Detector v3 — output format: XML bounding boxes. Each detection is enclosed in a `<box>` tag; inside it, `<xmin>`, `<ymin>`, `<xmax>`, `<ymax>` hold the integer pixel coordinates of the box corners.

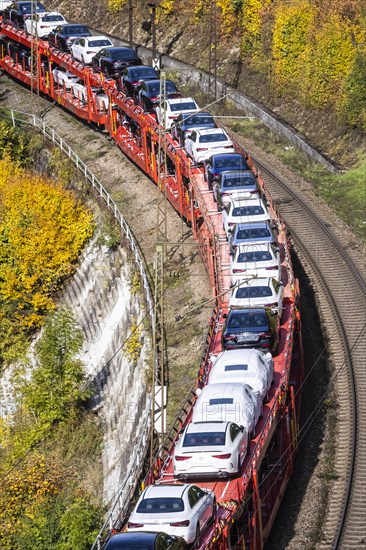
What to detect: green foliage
<box><xmin>58</xmin><ymin>497</ymin><xmax>103</xmax><ymax>550</ymax></box>
<box><xmin>20</xmin><ymin>308</ymin><xmax>90</xmax><ymax>426</ymax></box>
<box><xmin>338</xmin><ymin>51</ymin><xmax>366</xmax><ymax>131</ymax></box>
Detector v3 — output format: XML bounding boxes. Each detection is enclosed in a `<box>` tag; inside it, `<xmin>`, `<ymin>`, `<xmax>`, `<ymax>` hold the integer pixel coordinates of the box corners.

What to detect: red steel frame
<box><xmin>0</xmin><ymin>23</ymin><xmax>303</xmax><ymax>549</ymax></box>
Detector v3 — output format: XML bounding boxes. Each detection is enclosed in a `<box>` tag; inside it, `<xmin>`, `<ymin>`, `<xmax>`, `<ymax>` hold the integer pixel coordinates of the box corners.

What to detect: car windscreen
<box><xmin>228</xmin><ymin>312</ymin><xmax>268</xmax><ymax>329</ymax></box>
<box><xmin>130</xmin><ymin>67</ymin><xmax>156</xmax><ymax>78</ymax></box>
<box><xmin>235</xmin><ymin>286</ymin><xmax>272</xmax><ymax>298</ymax></box>
<box><xmin>146</xmin><ymin>81</ymin><xmax>161</xmax><ymax>93</ymax></box>
<box><xmin>64</xmin><ymin>26</ymin><xmax>88</xmax><ymax>35</ymax></box>
<box><xmin>222</xmin><ymin>175</ymin><xmax>255</xmax><ymax>188</ymax></box>
<box><xmin>183</xmin><ymin>432</ymin><xmax>226</xmax><ymax>446</ymax></box>
<box><xmin>185</xmin><ymin>115</ymin><xmax>214</xmax><ymax>126</ymax></box>
<box><xmin>215</xmin><ymin>157</ymin><xmax>247</xmax><ymax>170</ymax></box>
<box><xmin>42</xmin><ymin>14</ymin><xmax>63</xmax><ymax>21</ymax></box>
<box><xmin>111</xmin><ymin>48</ymin><xmax>136</xmax><ymax>60</ymax></box>
<box><xmin>136</xmin><ymin>498</ymin><xmax>184</xmax><ymax>513</ymax></box>
<box><xmin>236</xmin><ymin>228</ymin><xmax>271</xmax><ymax>240</ymax></box>
<box><xmin>170</xmin><ymin>102</ymin><xmax>196</xmax><ymax>112</ymax></box>
<box><xmin>224</xmin><ymin>364</ymin><xmax>248</xmax><ymax>371</ymax></box>
<box><xmin>88</xmin><ymin>39</ymin><xmax>111</xmax><ymax>47</ymax></box>
<box><xmin>199</xmin><ymin>133</ymin><xmax>228</xmax><ymax>143</ymax></box>
<box><xmin>232</xmin><ymin>205</ymin><xmax>265</xmax><ymax>217</ymax></box>
<box><xmin>238</xmin><ymin>251</ymin><xmax>272</xmax><ymax>262</ymax></box>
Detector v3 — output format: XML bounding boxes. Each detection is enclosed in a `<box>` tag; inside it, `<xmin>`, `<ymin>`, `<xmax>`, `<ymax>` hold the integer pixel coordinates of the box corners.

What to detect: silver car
<box><xmin>230</xmin><ymin>243</ymin><xmax>281</xmax><ymax>280</ymax></box>
<box><xmin>173</xmin><ymin>421</ymin><xmax>248</xmax><ymax>479</ymax></box>
<box><xmin>128</xmin><ymin>483</ymin><xmax>216</xmax><ymax>545</ymax></box>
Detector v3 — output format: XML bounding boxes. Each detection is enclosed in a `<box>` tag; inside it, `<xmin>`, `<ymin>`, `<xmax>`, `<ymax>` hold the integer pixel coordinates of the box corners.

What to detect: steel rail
<box><xmin>252</xmin><ymin>155</ymin><xmax>366</xmax><ymax>549</ymax></box>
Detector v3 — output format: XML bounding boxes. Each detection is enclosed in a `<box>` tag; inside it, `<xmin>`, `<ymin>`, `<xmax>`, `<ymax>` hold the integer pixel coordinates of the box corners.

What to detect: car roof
<box><xmin>167</xmin><ymin>97</ymin><xmax>196</xmax><ymax>105</ymax></box>
<box><xmin>235</xmin><ymin>243</ymin><xmax>274</xmax><ymax>252</ymax></box>
<box><xmin>198</xmin><ymin>382</ymin><xmax>250</xmax><ymax>398</ymax></box>
<box><xmin>127</xmin><ymin>65</ymin><xmax>156</xmax><ymax>71</ymax></box>
<box><xmin>213</xmin><ymin>348</ymin><xmax>264</xmax><ymax>365</ymax></box>
<box><xmin>187</xmin><ymin>421</ymin><xmax>228</xmax><ymax>433</ymax></box>
<box><xmin>144</xmin><ymin>483</ymin><xmax>190</xmax><ymax>498</ymax></box>
<box><xmin>221</xmin><ymin>170</ymin><xmax>254</xmax><ymax>178</ymax></box>
<box><xmin>212</xmin><ymin>153</ymin><xmax>245</xmax><ymax>161</ymax></box>
<box><xmin>106</xmin><ymin>532</ymin><xmax>158</xmax><ymax>543</ymax></box>
<box><xmin>235</xmin><ymin>221</ymin><xmax>272</xmax><ymax>230</ymax></box>
<box><xmin>229</xmin><ymin>197</ymin><xmax>264</xmax><ymax>207</ymax></box>
<box><xmin>86</xmin><ymin>35</ymin><xmax>110</xmax><ymax>41</ymax></box>
<box><xmin>228</xmin><ymin>307</ymin><xmax>268</xmax><ymax>316</ymax></box>
<box><xmin>195</xmin><ymin>127</ymin><xmax>226</xmax><ymax>136</ymax></box>
<box><xmin>107</xmin><ymin>46</ymin><xmax>135</xmax><ymax>52</ymax></box>
<box><xmin>180</xmin><ymin>111</ymin><xmax>211</xmax><ymax>119</ymax></box>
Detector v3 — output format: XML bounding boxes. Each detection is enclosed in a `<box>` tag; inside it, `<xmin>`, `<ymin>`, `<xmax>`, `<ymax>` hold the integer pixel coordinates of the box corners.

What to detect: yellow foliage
<box><xmin>123</xmin><ymin>319</ymin><xmax>142</xmax><ymax>364</ymax></box>
<box><xmin>107</xmin><ymin>0</ymin><xmax>126</xmax><ymax>12</ymax></box>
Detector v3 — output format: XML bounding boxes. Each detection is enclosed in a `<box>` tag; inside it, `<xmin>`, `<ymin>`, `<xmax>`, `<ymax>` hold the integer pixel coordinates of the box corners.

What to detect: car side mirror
<box><xmin>227</xmin><ymin>227</ymin><xmax>233</xmax><ymax>234</ymax></box>
<box><xmin>222</xmin><ymin>313</ymin><xmax>228</xmax><ymax>319</ymax></box>
<box><xmin>240</xmin><ymin>425</ymin><xmax>245</xmax><ymax>432</ymax></box>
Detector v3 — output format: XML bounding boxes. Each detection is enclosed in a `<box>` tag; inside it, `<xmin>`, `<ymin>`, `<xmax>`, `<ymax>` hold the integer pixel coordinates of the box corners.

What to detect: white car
<box><xmin>222</xmin><ymin>197</ymin><xmax>271</xmax><ymax>236</ymax></box>
<box><xmin>192</xmin><ymin>382</ymin><xmax>262</xmax><ymax>437</ymax></box>
<box><xmin>128</xmin><ymin>483</ymin><xmax>216</xmax><ymax>545</ymax></box>
<box><xmin>156</xmin><ymin>97</ymin><xmax>199</xmax><ymax>130</ymax></box>
<box><xmin>71</xmin><ymin>35</ymin><xmax>113</xmax><ymax>65</ymax></box>
<box><xmin>52</xmin><ymin>67</ymin><xmax>80</xmax><ymax>90</ymax></box>
<box><xmin>229</xmin><ymin>276</ymin><xmax>284</xmax><ymax>314</ymax></box>
<box><xmin>25</xmin><ymin>12</ymin><xmax>67</xmax><ymax>38</ymax></box>
<box><xmin>208</xmin><ymin>349</ymin><xmax>274</xmax><ymax>402</ymax></box>
<box><xmin>230</xmin><ymin>243</ymin><xmax>281</xmax><ymax>280</ymax></box>
<box><xmin>71</xmin><ymin>82</ymin><xmax>109</xmax><ymax>110</ymax></box>
<box><xmin>173</xmin><ymin>421</ymin><xmax>248</xmax><ymax>480</ymax></box>
<box><xmin>184</xmin><ymin>127</ymin><xmax>235</xmax><ymax>164</ymax></box>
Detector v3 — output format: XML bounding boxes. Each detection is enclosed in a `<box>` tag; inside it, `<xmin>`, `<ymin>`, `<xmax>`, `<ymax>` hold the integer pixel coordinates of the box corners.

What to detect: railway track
<box><xmin>253</xmin><ymin>157</ymin><xmax>366</xmax><ymax>549</ymax></box>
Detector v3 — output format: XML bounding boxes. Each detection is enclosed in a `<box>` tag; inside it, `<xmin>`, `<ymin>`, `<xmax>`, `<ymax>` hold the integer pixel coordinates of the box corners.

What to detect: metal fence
<box><xmin>1</xmin><ymin>107</ymin><xmax>153</xmax><ymax>550</ymax></box>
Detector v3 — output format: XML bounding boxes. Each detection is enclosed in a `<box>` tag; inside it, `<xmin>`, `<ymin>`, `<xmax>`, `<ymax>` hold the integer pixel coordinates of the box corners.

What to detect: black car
<box><xmin>48</xmin><ymin>24</ymin><xmax>91</xmax><ymax>52</ymax></box>
<box><xmin>133</xmin><ymin>79</ymin><xmax>181</xmax><ymax>112</ymax></box>
<box><xmin>2</xmin><ymin>1</ymin><xmax>46</xmax><ymax>28</ymax></box>
<box><xmin>91</xmin><ymin>47</ymin><xmax>142</xmax><ymax>78</ymax></box>
<box><xmin>116</xmin><ymin>64</ymin><xmax>159</xmax><ymax>96</ymax></box>
<box><xmin>222</xmin><ymin>307</ymin><xmax>279</xmax><ymax>351</ymax></box>
<box><xmin>171</xmin><ymin>111</ymin><xmax>216</xmax><ymax>146</ymax></box>
<box><xmin>104</xmin><ymin>531</ymin><xmax>187</xmax><ymax>549</ymax></box>
<box><xmin>203</xmin><ymin>153</ymin><xmax>249</xmax><ymax>189</ymax></box>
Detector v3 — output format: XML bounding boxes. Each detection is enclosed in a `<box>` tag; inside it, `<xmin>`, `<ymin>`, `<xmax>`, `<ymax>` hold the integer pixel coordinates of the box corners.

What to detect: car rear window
<box><xmin>224</xmin><ymin>364</ymin><xmax>248</xmax><ymax>371</ymax></box>
<box><xmin>42</xmin><ymin>14</ymin><xmax>63</xmax><ymax>21</ymax></box>
<box><xmin>209</xmin><ymin>398</ymin><xmax>234</xmax><ymax>405</ymax></box>
<box><xmin>147</xmin><ymin>81</ymin><xmax>161</xmax><ymax>93</ymax></box>
<box><xmin>136</xmin><ymin>498</ymin><xmax>184</xmax><ymax>513</ymax></box>
<box><xmin>228</xmin><ymin>312</ymin><xmax>268</xmax><ymax>329</ymax></box>
<box><xmin>235</xmin><ymin>286</ymin><xmax>272</xmax><ymax>298</ymax></box>
<box><xmin>186</xmin><ymin>115</ymin><xmax>214</xmax><ymax>126</ymax></box>
<box><xmin>232</xmin><ymin>205</ymin><xmax>265</xmax><ymax>217</ymax></box>
<box><xmin>238</xmin><ymin>251</ymin><xmax>272</xmax><ymax>262</ymax></box>
<box><xmin>170</xmin><ymin>102</ymin><xmax>196</xmax><ymax>112</ymax></box>
<box><xmin>130</xmin><ymin>67</ymin><xmax>157</xmax><ymax>78</ymax></box>
<box><xmin>236</xmin><ymin>228</ymin><xmax>271</xmax><ymax>240</ymax></box>
<box><xmin>199</xmin><ymin>133</ymin><xmax>227</xmax><ymax>143</ymax></box>
<box><xmin>64</xmin><ymin>26</ymin><xmax>87</xmax><ymax>35</ymax></box>
<box><xmin>183</xmin><ymin>432</ymin><xmax>226</xmax><ymax>446</ymax></box>
<box><xmin>88</xmin><ymin>39</ymin><xmax>111</xmax><ymax>47</ymax></box>
<box><xmin>223</xmin><ymin>176</ymin><xmax>255</xmax><ymax>188</ymax></box>
<box><xmin>111</xmin><ymin>48</ymin><xmax>136</xmax><ymax>59</ymax></box>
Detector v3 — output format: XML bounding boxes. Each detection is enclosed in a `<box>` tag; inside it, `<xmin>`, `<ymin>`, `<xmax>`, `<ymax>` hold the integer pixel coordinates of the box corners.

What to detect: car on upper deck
<box><xmin>104</xmin><ymin>532</ymin><xmax>187</xmax><ymax>549</ymax></box>
<box><xmin>229</xmin><ymin>276</ymin><xmax>284</xmax><ymax>315</ymax></box>
<box><xmin>24</xmin><ymin>12</ymin><xmax>67</xmax><ymax>38</ymax></box>
<box><xmin>3</xmin><ymin>1</ymin><xmax>46</xmax><ymax>28</ymax></box>
<box><xmin>133</xmin><ymin>79</ymin><xmax>181</xmax><ymax>112</ymax></box>
<box><xmin>155</xmin><ymin>97</ymin><xmax>200</xmax><ymax>130</ymax></box>
<box><xmin>208</xmin><ymin>348</ymin><xmax>274</xmax><ymax>402</ymax></box>
<box><xmin>116</xmin><ymin>65</ymin><xmax>160</xmax><ymax>96</ymax></box>
<box><xmin>171</xmin><ymin>111</ymin><xmax>216</xmax><ymax>146</ymax></box>
<box><xmin>212</xmin><ymin>170</ymin><xmax>259</xmax><ymax>210</ymax></box>
<box><xmin>91</xmin><ymin>46</ymin><xmax>142</xmax><ymax>77</ymax></box>
<box><xmin>203</xmin><ymin>153</ymin><xmax>249</xmax><ymax>189</ymax></box>
<box><xmin>173</xmin><ymin>421</ymin><xmax>248</xmax><ymax>480</ymax></box>
<box><xmin>184</xmin><ymin>127</ymin><xmax>235</xmax><ymax>164</ymax></box>
<box><xmin>222</xmin><ymin>307</ymin><xmax>279</xmax><ymax>351</ymax></box>
<box><xmin>229</xmin><ymin>221</ymin><xmax>277</xmax><ymax>255</ymax></box>
<box><xmin>70</xmin><ymin>35</ymin><xmax>113</xmax><ymax>65</ymax></box>
<box><xmin>230</xmin><ymin>243</ymin><xmax>281</xmax><ymax>280</ymax></box>
<box><xmin>128</xmin><ymin>483</ymin><xmax>216</xmax><ymax>546</ymax></box>
<box><xmin>48</xmin><ymin>23</ymin><xmax>90</xmax><ymax>52</ymax></box>
<box><xmin>222</xmin><ymin>197</ymin><xmax>271</xmax><ymax>236</ymax></box>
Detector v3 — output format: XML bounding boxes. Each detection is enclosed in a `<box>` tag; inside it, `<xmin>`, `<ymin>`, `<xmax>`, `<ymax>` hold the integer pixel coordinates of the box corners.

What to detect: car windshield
<box><xmin>199</xmin><ymin>133</ymin><xmax>227</xmax><ymax>143</ymax></box>
<box><xmin>238</xmin><ymin>251</ymin><xmax>272</xmax><ymax>262</ymax></box>
<box><xmin>88</xmin><ymin>39</ymin><xmax>111</xmax><ymax>47</ymax></box>
<box><xmin>223</xmin><ymin>176</ymin><xmax>254</xmax><ymax>188</ymax></box>
<box><xmin>170</xmin><ymin>102</ymin><xmax>196</xmax><ymax>112</ymax></box>
<box><xmin>21</xmin><ymin>2</ymin><xmax>44</xmax><ymax>11</ymax></box>
<box><xmin>64</xmin><ymin>26</ymin><xmax>87</xmax><ymax>35</ymax></box>
<box><xmin>136</xmin><ymin>498</ymin><xmax>184</xmax><ymax>514</ymax></box>
<box><xmin>130</xmin><ymin>67</ymin><xmax>156</xmax><ymax>78</ymax></box>
<box><xmin>183</xmin><ymin>432</ymin><xmax>226</xmax><ymax>446</ymax></box>
<box><xmin>232</xmin><ymin>205</ymin><xmax>265</xmax><ymax>216</ymax></box>
<box><xmin>228</xmin><ymin>312</ymin><xmax>268</xmax><ymax>329</ymax></box>
<box><xmin>42</xmin><ymin>14</ymin><xmax>63</xmax><ymax>21</ymax></box>
<box><xmin>235</xmin><ymin>286</ymin><xmax>272</xmax><ymax>298</ymax></box>
<box><xmin>224</xmin><ymin>364</ymin><xmax>248</xmax><ymax>371</ymax></box>
<box><xmin>111</xmin><ymin>48</ymin><xmax>136</xmax><ymax>60</ymax></box>
<box><xmin>236</xmin><ymin>228</ymin><xmax>271</xmax><ymax>240</ymax></box>
<box><xmin>214</xmin><ymin>157</ymin><xmax>246</xmax><ymax>170</ymax></box>
<box><xmin>209</xmin><ymin>398</ymin><xmax>234</xmax><ymax>405</ymax></box>
<box><xmin>185</xmin><ymin>115</ymin><xmax>213</xmax><ymax>126</ymax></box>
<box><xmin>147</xmin><ymin>81</ymin><xmax>161</xmax><ymax>93</ymax></box>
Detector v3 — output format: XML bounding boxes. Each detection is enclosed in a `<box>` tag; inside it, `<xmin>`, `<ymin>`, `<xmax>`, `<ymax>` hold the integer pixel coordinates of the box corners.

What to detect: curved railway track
<box><xmin>253</xmin><ymin>157</ymin><xmax>366</xmax><ymax>549</ymax></box>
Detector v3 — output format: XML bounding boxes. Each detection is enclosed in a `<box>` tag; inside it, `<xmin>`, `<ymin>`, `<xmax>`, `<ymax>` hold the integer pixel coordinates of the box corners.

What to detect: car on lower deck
<box><xmin>128</xmin><ymin>483</ymin><xmax>216</xmax><ymax>546</ymax></box>
<box><xmin>173</xmin><ymin>421</ymin><xmax>248</xmax><ymax>480</ymax></box>
<box><xmin>52</xmin><ymin>66</ymin><xmax>80</xmax><ymax>90</ymax></box>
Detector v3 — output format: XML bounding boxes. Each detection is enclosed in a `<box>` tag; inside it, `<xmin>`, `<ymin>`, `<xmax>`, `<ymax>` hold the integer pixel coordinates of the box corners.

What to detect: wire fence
<box><xmin>1</xmin><ymin>107</ymin><xmax>154</xmax><ymax>550</ymax></box>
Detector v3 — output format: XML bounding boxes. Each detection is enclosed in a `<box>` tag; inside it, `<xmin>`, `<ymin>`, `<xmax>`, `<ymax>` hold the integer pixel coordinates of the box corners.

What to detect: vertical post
<box><xmin>208</xmin><ymin>0</ymin><xmax>218</xmax><ymax>101</ymax></box>
<box><xmin>128</xmin><ymin>0</ymin><xmax>133</xmax><ymax>48</ymax></box>
<box><xmin>147</xmin><ymin>1</ymin><xmax>160</xmax><ymax>64</ymax></box>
